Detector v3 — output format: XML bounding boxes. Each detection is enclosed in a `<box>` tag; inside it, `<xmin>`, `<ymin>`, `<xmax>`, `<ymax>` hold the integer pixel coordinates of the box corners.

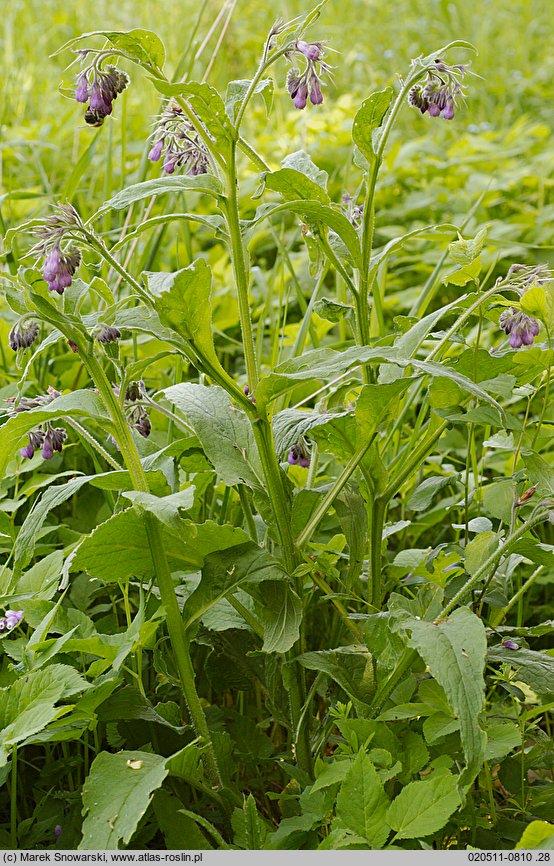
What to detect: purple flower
<box><xmin>296</xmin><ymin>40</ymin><xmax>323</xmax><ymax>61</ymax></box>
<box><xmin>293</xmin><ymin>81</ymin><xmax>309</xmax><ymax>110</ymax></box>
<box><xmin>441</xmin><ymin>98</ymin><xmax>455</xmax><ymax>120</ymax></box>
<box><xmin>148</xmin><ymin>139</ymin><xmax>164</xmax><ymax>162</ymax></box>
<box><xmin>285</xmin><ymin>40</ymin><xmax>331</xmax><ymax>110</ymax></box>
<box><xmin>68</xmin><ymin>339</ymin><xmax>79</xmax><ymax>353</ymax></box>
<box><xmin>502</xmin><ymin>639</ymin><xmax>519</xmax><ymax>651</ymax></box>
<box><xmin>75</xmin><ymin>74</ymin><xmax>89</xmax><ymax>103</ymax></box>
<box><xmin>89</xmin><ymin>81</ymin><xmax>112</xmax><ymax>115</ymax></box>
<box><xmin>95</xmin><ymin>325</ymin><xmax>121</xmax><ymax>344</ymax></box>
<box><xmin>244</xmin><ymin>385</ymin><xmax>250</xmax><ymax>396</ymax></box>
<box><xmin>148</xmin><ymin>102</ymin><xmax>210</xmax><ymax>177</ymax></box>
<box><xmin>287</xmin><ymin>441</ymin><xmax>310</xmax><ymax>468</ymax></box>
<box><xmin>42</xmin><ymin>245</ymin><xmax>81</xmax><ymax>295</ymax></box>
<box><xmin>309</xmin><ymin>76</ymin><xmax>323</xmax><ymax>106</ymax></box>
<box><xmin>54</xmin><ymin>825</ymin><xmax>63</xmax><ymax>841</ymax></box>
<box><xmin>4</xmin><ymin>610</ymin><xmax>24</xmax><ymax>630</ymax></box>
<box><xmin>428</xmin><ymin>102</ymin><xmax>441</xmax><ymax>117</ymax></box>
<box><xmin>20</xmin><ymin>429</ymin><xmax>45</xmax><ymax>460</ymax></box>
<box><xmin>499</xmin><ymin>308</ymin><xmax>540</xmax><ymax>348</ymax></box>
<box><xmin>42</xmin><ymin>438</ymin><xmax>54</xmax><ymax>460</ymax></box>
<box><xmin>9</xmin><ymin>320</ymin><xmax>39</xmax><ymax>351</ymax></box>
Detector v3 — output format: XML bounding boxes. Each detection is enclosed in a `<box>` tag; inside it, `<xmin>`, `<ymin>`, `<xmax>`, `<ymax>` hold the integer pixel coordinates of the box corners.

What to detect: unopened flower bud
<box><xmin>148</xmin><ymin>139</ymin><xmax>164</xmax><ymax>162</ymax></box>
<box><xmin>297</xmin><ymin>40</ymin><xmax>323</xmax><ymax>61</ymax></box>
<box><xmin>9</xmin><ymin>320</ymin><xmax>39</xmax><ymax>351</ymax></box>
<box><xmin>95</xmin><ymin>325</ymin><xmax>121</xmax><ymax>344</ymax></box>
<box><xmin>309</xmin><ymin>76</ymin><xmax>323</xmax><ymax>105</ymax></box>
<box><xmin>75</xmin><ymin>74</ymin><xmax>89</xmax><ymax>103</ymax></box>
<box><xmin>293</xmin><ymin>81</ymin><xmax>309</xmax><ymax>110</ymax></box>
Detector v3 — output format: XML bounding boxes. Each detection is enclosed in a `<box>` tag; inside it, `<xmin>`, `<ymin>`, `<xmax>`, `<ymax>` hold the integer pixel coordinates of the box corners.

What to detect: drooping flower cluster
<box><xmin>287</xmin><ymin>440</ymin><xmax>310</xmax><ymax>468</ymax></box>
<box><xmin>9</xmin><ymin>320</ymin><xmax>39</xmax><ymax>351</ymax></box>
<box><xmin>75</xmin><ymin>62</ymin><xmax>130</xmax><ymax>127</ymax></box>
<box><xmin>20</xmin><ymin>425</ymin><xmax>67</xmax><ymax>460</ymax></box>
<box><xmin>499</xmin><ymin>309</ymin><xmax>540</xmax><ymax>348</ymax></box>
<box><xmin>124</xmin><ymin>380</ymin><xmax>152</xmax><ymax>439</ymax></box>
<box><xmin>95</xmin><ymin>324</ymin><xmax>121</xmax><ymax>344</ymax></box>
<box><xmin>408</xmin><ymin>58</ymin><xmax>468</xmax><ymax>120</ymax></box>
<box><xmin>342</xmin><ymin>193</ymin><xmax>364</xmax><ymax>227</ymax></box>
<box><xmin>286</xmin><ymin>39</ymin><xmax>333</xmax><ymax>110</ymax></box>
<box><xmin>32</xmin><ymin>203</ymin><xmax>84</xmax><ymax>296</ymax></box>
<box><xmin>7</xmin><ymin>386</ymin><xmax>68</xmax><ymax>461</ymax></box>
<box><xmin>0</xmin><ymin>609</ymin><xmax>24</xmax><ymax>632</ymax></box>
<box><xmin>148</xmin><ymin>102</ymin><xmax>210</xmax><ymax>176</ymax></box>
<box><xmin>497</xmin><ymin>263</ymin><xmax>550</xmax><ymax>349</ymax></box>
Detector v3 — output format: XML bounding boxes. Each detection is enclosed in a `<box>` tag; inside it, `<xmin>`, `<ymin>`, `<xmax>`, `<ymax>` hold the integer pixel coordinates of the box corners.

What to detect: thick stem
<box><xmin>368</xmin><ymin>497</ymin><xmax>386</xmax><ymax>607</ymax></box>
<box><xmin>82</xmin><ymin>350</ymin><xmax>223</xmax><ymax>790</ymax></box>
<box><xmin>224</xmin><ymin>145</ymin><xmax>259</xmax><ymax>391</ymax></box>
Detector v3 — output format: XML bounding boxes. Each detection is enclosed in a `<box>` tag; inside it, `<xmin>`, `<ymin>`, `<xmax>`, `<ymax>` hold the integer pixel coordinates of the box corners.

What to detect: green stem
<box><xmin>296</xmin><ymin>434</ymin><xmax>377</xmax><ymax>550</ymax></box>
<box><xmin>10</xmin><ymin>744</ymin><xmax>17</xmax><ymax>848</ymax></box>
<box><xmin>223</xmin><ymin>144</ymin><xmax>259</xmax><ymax>391</ymax></box>
<box><xmin>368</xmin><ymin>497</ymin><xmax>386</xmax><ymax>607</ymax></box>
<box><xmin>82</xmin><ymin>350</ymin><xmax>223</xmax><ymax>790</ymax></box>
<box><xmin>439</xmin><ymin>511</ymin><xmax>549</xmax><ymax>618</ymax></box>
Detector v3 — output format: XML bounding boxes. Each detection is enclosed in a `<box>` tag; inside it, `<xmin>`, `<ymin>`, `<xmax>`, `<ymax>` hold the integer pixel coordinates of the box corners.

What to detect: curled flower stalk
<box><xmin>73</xmin><ymin>55</ymin><xmax>130</xmax><ymax>126</ymax></box>
<box><xmin>32</xmin><ymin>203</ymin><xmax>85</xmax><ymax>295</ymax></box>
<box><xmin>285</xmin><ymin>38</ymin><xmax>333</xmax><ymax>109</ymax></box>
<box><xmin>9</xmin><ymin>319</ymin><xmax>39</xmax><ymax>351</ymax></box>
<box><xmin>407</xmin><ymin>58</ymin><xmax>469</xmax><ymax>120</ymax></box>
<box><xmin>148</xmin><ymin>102</ymin><xmax>210</xmax><ymax>175</ymax></box>
<box><xmin>497</xmin><ymin>263</ymin><xmax>551</xmax><ymax>348</ymax></box>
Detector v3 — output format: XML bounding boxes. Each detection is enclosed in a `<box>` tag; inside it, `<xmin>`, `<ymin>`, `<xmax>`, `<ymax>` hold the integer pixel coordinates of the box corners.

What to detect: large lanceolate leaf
<box><xmin>95</xmin><ymin>175</ymin><xmax>222</xmax><ymax>217</ymax></box>
<box><xmin>334</xmin><ymin>751</ymin><xmax>390</xmax><ymax>848</ymax></box>
<box><xmin>80</xmin><ymin>751</ymin><xmax>168</xmax><ymax>849</ymax></box>
<box><xmin>386</xmin><ymin>771</ymin><xmax>461</xmax><ymax>840</ymax></box>
<box><xmin>146</xmin><ymin>260</ymin><xmax>226</xmax><ymax>377</ymax></box>
<box><xmin>352</xmin><ymin>88</ymin><xmax>393</xmax><ymax>165</ymax></box>
<box><xmin>407</xmin><ymin>607</ymin><xmax>487</xmax><ymax>785</ymax></box>
<box><xmin>487</xmin><ymin>646</ymin><xmax>554</xmax><ymax>694</ymax></box>
<box><xmin>161</xmin><ymin>383</ymin><xmax>263</xmax><ymax>488</ymax></box>
<box><xmin>183</xmin><ymin>542</ymin><xmax>274</xmax><ymax>625</ymax></box>
<box><xmin>0</xmin><ymin>665</ymin><xmax>90</xmax><ymax>766</ymax></box>
<box><xmin>256</xmin><ymin>345</ymin><xmax>505</xmax><ymax>419</ymax></box>
<box><xmin>298</xmin><ymin>646</ymin><xmax>375</xmax><ymax>708</ymax></box>
<box><xmin>64</xmin><ymin>510</ymin><xmax>249</xmax><ymax>584</ymax></box>
<box><xmin>0</xmin><ymin>390</ymin><xmax>110</xmax><ymax>480</ymax></box>
<box><xmin>54</xmin><ymin>29</ymin><xmax>166</xmax><ymax>72</ymax></box>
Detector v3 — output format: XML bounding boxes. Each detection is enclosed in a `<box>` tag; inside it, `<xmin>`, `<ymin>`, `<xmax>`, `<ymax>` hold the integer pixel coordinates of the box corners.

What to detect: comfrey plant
<box><xmin>2</xmin><ymin>4</ymin><xmax>553</xmax><ymax>852</ymax></box>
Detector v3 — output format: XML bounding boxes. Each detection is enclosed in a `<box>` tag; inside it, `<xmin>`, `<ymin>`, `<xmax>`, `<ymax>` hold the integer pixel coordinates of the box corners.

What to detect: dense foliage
<box><xmin>0</xmin><ymin>0</ymin><xmax>553</xmax><ymax>852</ymax></box>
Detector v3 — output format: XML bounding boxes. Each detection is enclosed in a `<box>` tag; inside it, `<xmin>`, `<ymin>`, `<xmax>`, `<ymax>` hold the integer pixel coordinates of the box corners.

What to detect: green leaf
<box><xmin>522</xmin><ymin>452</ymin><xmax>554</xmax><ymax>496</ymax></box>
<box><xmin>263</xmin><ymin>199</ymin><xmax>362</xmax><ymax>269</ymax></box>
<box><xmin>314</xmin><ymin>297</ymin><xmax>354</xmax><ymax>323</ymax></box>
<box><xmin>146</xmin><ymin>260</ymin><xmax>226</xmax><ymax>378</ymax></box>
<box><xmin>407</xmin><ymin>475</ymin><xmax>456</xmax><ymax>512</ymax></box>
<box><xmin>161</xmin><ymin>383</ymin><xmax>262</xmax><ymax>488</ymax></box>
<box><xmin>352</xmin><ymin>88</ymin><xmax>393</xmax><ymax>164</ymax></box>
<box><xmin>0</xmin><ymin>665</ymin><xmax>90</xmax><ymax>766</ymax></box>
<box><xmin>80</xmin><ymin>751</ymin><xmax>168</xmax><ymax>849</ymax></box>
<box><xmin>515</xmin><ymin>820</ymin><xmax>554</xmax><ymax>850</ymax></box>
<box><xmin>253</xmin><ymin>581</ymin><xmax>302</xmax><ymax>654</ymax></box>
<box><xmin>54</xmin><ymin>29</ymin><xmax>165</xmax><ymax>71</ymax></box>
<box><xmin>298</xmin><ymin>646</ymin><xmax>375</xmax><ymax>708</ymax></box>
<box><xmin>407</xmin><ymin>607</ymin><xmax>487</xmax><ymax>785</ymax></box>
<box><xmin>232</xmin><ymin>793</ymin><xmax>269</xmax><ymax>850</ymax></box>
<box><xmin>0</xmin><ymin>390</ymin><xmax>110</xmax><ymax>482</ymax></box>
<box><xmin>386</xmin><ymin>771</ymin><xmax>461</xmax><ymax>839</ymax></box>
<box><xmin>464</xmin><ymin>531</ymin><xmax>500</xmax><ymax>576</ymax></box>
<box><xmin>487</xmin><ymin>646</ymin><xmax>554</xmax><ymax>694</ymax></box>
<box><xmin>443</xmin><ymin>257</ymin><xmax>483</xmax><ymax>287</ymax></box>
<box><xmin>520</xmin><ymin>280</ymin><xmax>554</xmax><ymax>329</ymax></box>
<box><xmin>121</xmin><ymin>488</ymin><xmax>194</xmax><ymax>529</ymax></box>
<box><xmin>448</xmin><ymin>228</ymin><xmax>488</xmax><ymax>265</ymax></box>
<box><xmin>263</xmin><ymin>166</ymin><xmax>329</xmax><ymax>204</ymax></box>
<box><xmin>13</xmin><ymin>472</ymin><xmax>128</xmax><ymax>573</ymax></box>
<box><xmin>225</xmin><ymin>78</ymin><xmax>273</xmax><ymax>122</ymax></box>
<box><xmin>94</xmin><ymin>175</ymin><xmax>222</xmax><ymax>219</ymax></box>
<box><xmin>65</xmin><ymin>510</ymin><xmax>249</xmax><ymax>584</ymax></box>
<box><xmin>334</xmin><ymin>751</ymin><xmax>390</xmax><ymax>848</ymax></box>
<box><xmin>183</xmin><ymin>541</ymin><xmax>290</xmax><ymax>631</ymax></box>
<box><xmin>149</xmin><ymin>79</ymin><xmax>237</xmax><ymax>155</ymax></box>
